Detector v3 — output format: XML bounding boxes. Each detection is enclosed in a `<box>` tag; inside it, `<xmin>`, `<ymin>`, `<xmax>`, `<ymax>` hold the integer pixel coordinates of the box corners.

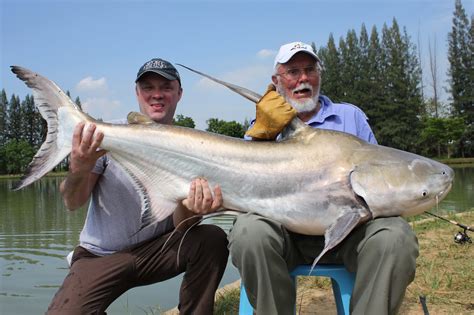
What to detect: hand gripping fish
<box><xmin>10</xmin><ymin>65</ymin><xmax>454</xmax><ymax>269</ymax></box>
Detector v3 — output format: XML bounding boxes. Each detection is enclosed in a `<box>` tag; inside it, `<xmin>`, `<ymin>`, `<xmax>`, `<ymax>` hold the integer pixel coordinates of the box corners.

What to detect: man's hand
<box><xmin>245</xmin><ymin>84</ymin><xmax>297</xmax><ymax>140</ymax></box>
<box><xmin>69</xmin><ymin>122</ymin><xmax>106</xmax><ymax>175</ymax></box>
<box><xmin>174</xmin><ymin>178</ymin><xmax>223</xmax><ymax>229</ymax></box>
<box><xmin>182</xmin><ymin>178</ymin><xmax>223</xmax><ymax>214</ymax></box>
<box><xmin>60</xmin><ymin>122</ymin><xmax>106</xmax><ymax>210</ymax></box>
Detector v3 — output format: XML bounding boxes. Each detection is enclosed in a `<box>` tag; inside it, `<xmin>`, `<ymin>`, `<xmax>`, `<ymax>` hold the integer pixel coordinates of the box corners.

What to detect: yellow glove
<box><xmin>245</xmin><ymin>84</ymin><xmax>297</xmax><ymax>140</ymax></box>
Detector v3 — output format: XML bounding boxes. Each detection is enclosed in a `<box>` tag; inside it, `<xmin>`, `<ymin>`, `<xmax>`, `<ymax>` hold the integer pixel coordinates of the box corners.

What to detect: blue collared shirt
<box><xmin>245</xmin><ymin>95</ymin><xmax>377</xmax><ymax>144</ymax></box>
<box><xmin>306</xmin><ymin>95</ymin><xmax>377</xmax><ymax>144</ymax></box>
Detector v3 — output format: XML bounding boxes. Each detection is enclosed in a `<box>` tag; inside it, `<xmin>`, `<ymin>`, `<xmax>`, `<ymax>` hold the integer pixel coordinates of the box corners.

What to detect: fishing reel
<box><xmin>454</xmin><ymin>229</ymin><xmax>472</xmax><ymax>244</ymax></box>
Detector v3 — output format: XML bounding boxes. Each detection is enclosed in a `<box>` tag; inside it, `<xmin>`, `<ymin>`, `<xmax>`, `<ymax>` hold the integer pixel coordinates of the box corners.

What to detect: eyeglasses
<box><xmin>276</xmin><ymin>65</ymin><xmax>320</xmax><ymax>80</ymax></box>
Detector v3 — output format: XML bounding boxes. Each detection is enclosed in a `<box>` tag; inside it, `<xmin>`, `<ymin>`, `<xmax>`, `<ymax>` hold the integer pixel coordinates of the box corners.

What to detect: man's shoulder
<box><xmin>323</xmin><ymin>97</ymin><xmax>368</xmax><ymax>120</ymax></box>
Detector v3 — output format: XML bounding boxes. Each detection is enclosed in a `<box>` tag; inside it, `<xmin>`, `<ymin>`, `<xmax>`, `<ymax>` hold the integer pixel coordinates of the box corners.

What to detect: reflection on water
<box><xmin>0</xmin><ymin>177</ymin><xmax>239</xmax><ymax>314</ymax></box>
<box><xmin>0</xmin><ymin>166</ymin><xmax>472</xmax><ymax>314</ymax></box>
<box><xmin>437</xmin><ymin>165</ymin><xmax>474</xmax><ymax>214</ymax></box>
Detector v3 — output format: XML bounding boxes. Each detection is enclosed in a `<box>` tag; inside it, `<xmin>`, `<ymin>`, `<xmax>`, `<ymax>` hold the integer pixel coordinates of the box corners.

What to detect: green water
<box><xmin>0</xmin><ymin>166</ymin><xmax>472</xmax><ymax>314</ymax></box>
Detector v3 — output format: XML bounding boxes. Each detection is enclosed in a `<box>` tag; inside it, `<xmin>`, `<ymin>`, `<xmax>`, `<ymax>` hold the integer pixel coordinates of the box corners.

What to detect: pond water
<box><xmin>0</xmin><ymin>166</ymin><xmax>472</xmax><ymax>314</ymax></box>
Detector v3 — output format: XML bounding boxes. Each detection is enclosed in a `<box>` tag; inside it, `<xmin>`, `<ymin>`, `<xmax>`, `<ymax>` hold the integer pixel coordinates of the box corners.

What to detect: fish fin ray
<box><xmin>310</xmin><ymin>211</ymin><xmax>367</xmax><ymax>273</ymax></box>
<box><xmin>11</xmin><ymin>66</ymin><xmax>80</xmax><ymax>114</ymax></box>
<box><xmin>13</xmin><ymin>147</ymin><xmax>71</xmax><ymax>190</ymax></box>
<box><xmin>109</xmin><ymin>153</ymin><xmax>178</xmax><ymax>230</ymax></box>
<box><xmin>10</xmin><ymin>66</ymin><xmax>87</xmax><ymax>190</ymax></box>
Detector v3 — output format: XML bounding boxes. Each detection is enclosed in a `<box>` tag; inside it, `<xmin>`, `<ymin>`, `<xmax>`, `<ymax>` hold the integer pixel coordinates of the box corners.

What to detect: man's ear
<box><xmin>272</xmin><ymin>75</ymin><xmax>278</xmax><ymax>86</ymax></box>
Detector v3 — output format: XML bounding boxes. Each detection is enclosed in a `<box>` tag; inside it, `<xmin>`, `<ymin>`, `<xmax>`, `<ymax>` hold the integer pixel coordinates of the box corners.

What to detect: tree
<box><xmin>22</xmin><ymin>95</ymin><xmax>44</xmax><ymax>147</ymax></box>
<box><xmin>2</xmin><ymin>139</ymin><xmax>35</xmax><ymax>174</ymax></box>
<box><xmin>377</xmin><ymin>19</ymin><xmax>423</xmax><ymax>151</ymax></box>
<box><xmin>0</xmin><ymin>89</ymin><xmax>7</xmax><ymax>147</ymax></box>
<box><xmin>339</xmin><ymin>29</ymin><xmax>361</xmax><ymax>104</ymax></box>
<box><xmin>427</xmin><ymin>37</ymin><xmax>442</xmax><ymax>117</ymax></box>
<box><xmin>74</xmin><ymin>96</ymin><xmax>83</xmax><ymax>111</ymax></box>
<box><xmin>356</xmin><ymin>24</ymin><xmax>373</xmax><ymax>113</ymax></box>
<box><xmin>7</xmin><ymin>94</ymin><xmax>22</xmax><ymax>141</ymax></box>
<box><xmin>173</xmin><ymin>114</ymin><xmax>195</xmax><ymax>128</ymax></box>
<box><xmin>318</xmin><ymin>33</ymin><xmax>342</xmax><ymax>100</ymax></box>
<box><xmin>363</xmin><ymin>25</ymin><xmax>386</xmax><ymax>131</ymax></box>
<box><xmin>206</xmin><ymin>118</ymin><xmax>245</xmax><ymax>138</ymax></box>
<box><xmin>421</xmin><ymin>117</ymin><xmax>465</xmax><ymax>157</ymax></box>
<box><xmin>447</xmin><ymin>0</ymin><xmax>473</xmax><ymax>157</ymax></box>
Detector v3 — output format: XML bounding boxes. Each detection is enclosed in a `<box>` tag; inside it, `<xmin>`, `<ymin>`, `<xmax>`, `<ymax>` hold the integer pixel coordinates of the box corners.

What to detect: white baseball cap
<box><xmin>274</xmin><ymin>41</ymin><xmax>320</xmax><ymax>68</ymax></box>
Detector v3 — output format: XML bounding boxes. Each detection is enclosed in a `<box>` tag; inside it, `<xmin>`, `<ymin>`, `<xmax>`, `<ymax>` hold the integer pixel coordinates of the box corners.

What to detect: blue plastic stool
<box><xmin>239</xmin><ymin>264</ymin><xmax>355</xmax><ymax>315</ymax></box>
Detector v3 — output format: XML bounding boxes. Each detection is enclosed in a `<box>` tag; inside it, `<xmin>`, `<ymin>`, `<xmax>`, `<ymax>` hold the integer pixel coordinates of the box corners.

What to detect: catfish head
<box><xmin>349</xmin><ymin>146</ymin><xmax>454</xmax><ymax>218</ymax></box>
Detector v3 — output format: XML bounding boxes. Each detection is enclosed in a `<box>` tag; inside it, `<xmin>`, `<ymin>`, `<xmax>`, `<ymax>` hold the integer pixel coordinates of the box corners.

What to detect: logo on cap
<box><xmin>143</xmin><ymin>59</ymin><xmax>167</xmax><ymax>71</ymax></box>
<box><xmin>135</xmin><ymin>58</ymin><xmax>181</xmax><ymax>84</ymax></box>
<box><xmin>290</xmin><ymin>42</ymin><xmax>310</xmax><ymax>51</ymax></box>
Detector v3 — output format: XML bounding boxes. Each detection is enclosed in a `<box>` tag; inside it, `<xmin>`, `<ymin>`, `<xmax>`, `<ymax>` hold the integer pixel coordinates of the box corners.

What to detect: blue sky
<box><xmin>1</xmin><ymin>0</ymin><xmax>472</xmax><ymax>130</ymax></box>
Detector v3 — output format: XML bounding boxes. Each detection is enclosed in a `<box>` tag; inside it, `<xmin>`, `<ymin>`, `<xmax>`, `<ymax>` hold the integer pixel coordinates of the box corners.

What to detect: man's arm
<box><xmin>60</xmin><ymin>122</ymin><xmax>106</xmax><ymax>211</ymax></box>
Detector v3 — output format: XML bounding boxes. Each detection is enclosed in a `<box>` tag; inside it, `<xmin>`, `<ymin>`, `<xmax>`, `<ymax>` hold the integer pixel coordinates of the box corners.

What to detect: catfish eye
<box><xmin>422</xmin><ymin>190</ymin><xmax>428</xmax><ymax>197</ymax></box>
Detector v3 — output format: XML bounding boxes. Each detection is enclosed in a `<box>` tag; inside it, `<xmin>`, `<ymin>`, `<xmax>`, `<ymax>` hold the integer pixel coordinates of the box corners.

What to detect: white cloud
<box><xmin>182</xmin><ymin>64</ymin><xmax>274</xmax><ymax>130</ymax></box>
<box><xmin>76</xmin><ymin>76</ymin><xmax>108</xmax><ymax>94</ymax></box>
<box><xmin>195</xmin><ymin>64</ymin><xmax>272</xmax><ymax>92</ymax></box>
<box><xmin>257</xmin><ymin>49</ymin><xmax>276</xmax><ymax>59</ymax></box>
<box><xmin>81</xmin><ymin>97</ymin><xmax>124</xmax><ymax>121</ymax></box>
<box><xmin>73</xmin><ymin>76</ymin><xmax>132</xmax><ymax>121</ymax></box>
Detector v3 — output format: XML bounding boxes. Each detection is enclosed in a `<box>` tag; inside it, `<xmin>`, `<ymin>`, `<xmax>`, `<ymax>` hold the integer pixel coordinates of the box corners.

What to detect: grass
<box><xmin>0</xmin><ymin>172</ymin><xmax>67</xmax><ymax>179</ymax></box>
<box><xmin>214</xmin><ymin>287</ymin><xmax>241</xmax><ymax>314</ymax></box>
<box><xmin>401</xmin><ymin>210</ymin><xmax>474</xmax><ymax>314</ymax></box>
<box><xmin>213</xmin><ymin>210</ymin><xmax>474</xmax><ymax>315</ymax></box>
<box><xmin>435</xmin><ymin>157</ymin><xmax>474</xmax><ymax>165</ymax></box>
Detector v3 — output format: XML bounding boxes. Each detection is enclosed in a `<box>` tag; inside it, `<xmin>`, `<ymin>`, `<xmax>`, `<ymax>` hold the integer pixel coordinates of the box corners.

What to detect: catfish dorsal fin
<box><xmin>279</xmin><ymin>117</ymin><xmax>316</xmax><ymax>141</ymax></box>
<box><xmin>176</xmin><ymin>64</ymin><xmax>262</xmax><ymax>103</ymax></box>
<box><xmin>127</xmin><ymin>111</ymin><xmax>155</xmax><ymax>125</ymax></box>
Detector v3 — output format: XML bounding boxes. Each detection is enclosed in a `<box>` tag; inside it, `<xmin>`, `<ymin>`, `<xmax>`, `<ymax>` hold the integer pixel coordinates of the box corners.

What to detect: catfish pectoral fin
<box><xmin>309</xmin><ymin>210</ymin><xmax>370</xmax><ymax>274</ymax></box>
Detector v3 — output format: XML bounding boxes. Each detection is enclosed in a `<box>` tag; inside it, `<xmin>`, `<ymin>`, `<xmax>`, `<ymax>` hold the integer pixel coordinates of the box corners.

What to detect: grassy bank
<box><xmin>0</xmin><ymin>172</ymin><xmax>67</xmax><ymax>180</ymax></box>
<box><xmin>436</xmin><ymin>157</ymin><xmax>474</xmax><ymax>165</ymax></box>
<box><xmin>212</xmin><ymin>211</ymin><xmax>474</xmax><ymax>315</ymax></box>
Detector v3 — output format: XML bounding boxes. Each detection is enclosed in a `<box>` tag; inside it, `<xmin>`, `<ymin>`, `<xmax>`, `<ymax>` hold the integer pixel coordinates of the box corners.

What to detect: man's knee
<box><xmin>228</xmin><ymin>214</ymin><xmax>288</xmax><ymax>270</ymax></box>
<box><xmin>229</xmin><ymin>214</ymin><xmax>282</xmax><ymax>251</ymax></box>
<box><xmin>362</xmin><ymin>217</ymin><xmax>419</xmax><ymax>267</ymax></box>
<box><xmin>193</xmin><ymin>224</ymin><xmax>229</xmax><ymax>258</ymax></box>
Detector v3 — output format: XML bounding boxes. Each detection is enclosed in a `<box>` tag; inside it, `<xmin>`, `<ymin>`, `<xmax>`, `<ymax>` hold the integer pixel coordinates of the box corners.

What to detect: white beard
<box><xmin>276</xmin><ymin>82</ymin><xmax>320</xmax><ymax>113</ymax></box>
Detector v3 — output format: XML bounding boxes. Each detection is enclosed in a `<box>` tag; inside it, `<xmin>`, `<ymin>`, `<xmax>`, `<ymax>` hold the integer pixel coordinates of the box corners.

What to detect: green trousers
<box><xmin>228</xmin><ymin>213</ymin><xmax>419</xmax><ymax>315</ymax></box>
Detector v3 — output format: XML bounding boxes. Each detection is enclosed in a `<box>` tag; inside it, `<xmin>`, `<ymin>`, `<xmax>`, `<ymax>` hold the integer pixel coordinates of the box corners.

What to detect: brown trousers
<box><xmin>46</xmin><ymin>224</ymin><xmax>229</xmax><ymax>315</ymax></box>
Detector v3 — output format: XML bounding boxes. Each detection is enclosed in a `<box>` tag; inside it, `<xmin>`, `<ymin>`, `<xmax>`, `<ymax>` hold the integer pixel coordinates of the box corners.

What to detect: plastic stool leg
<box><xmin>291</xmin><ymin>264</ymin><xmax>355</xmax><ymax>315</ymax></box>
<box><xmin>239</xmin><ymin>282</ymin><xmax>254</xmax><ymax>315</ymax></box>
<box><xmin>329</xmin><ymin>269</ymin><xmax>355</xmax><ymax>315</ymax></box>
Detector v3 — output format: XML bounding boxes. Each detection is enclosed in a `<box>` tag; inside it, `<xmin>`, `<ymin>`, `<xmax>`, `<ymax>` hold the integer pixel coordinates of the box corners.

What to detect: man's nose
<box><xmin>298</xmin><ymin>72</ymin><xmax>310</xmax><ymax>82</ymax></box>
<box><xmin>151</xmin><ymin>90</ymin><xmax>163</xmax><ymax>99</ymax></box>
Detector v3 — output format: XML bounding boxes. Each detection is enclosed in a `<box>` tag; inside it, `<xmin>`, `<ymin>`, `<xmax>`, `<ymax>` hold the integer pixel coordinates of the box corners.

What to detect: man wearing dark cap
<box><xmin>47</xmin><ymin>58</ymin><xmax>229</xmax><ymax>315</ymax></box>
<box><xmin>229</xmin><ymin>42</ymin><xmax>418</xmax><ymax>315</ymax></box>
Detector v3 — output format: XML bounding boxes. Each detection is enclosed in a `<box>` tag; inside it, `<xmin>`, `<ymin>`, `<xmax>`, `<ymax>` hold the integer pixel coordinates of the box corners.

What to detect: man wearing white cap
<box><xmin>228</xmin><ymin>42</ymin><xmax>418</xmax><ymax>314</ymax></box>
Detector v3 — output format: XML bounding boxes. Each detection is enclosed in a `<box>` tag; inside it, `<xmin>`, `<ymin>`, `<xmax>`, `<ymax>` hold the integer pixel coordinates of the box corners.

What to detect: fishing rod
<box><xmin>424</xmin><ymin>211</ymin><xmax>472</xmax><ymax>244</ymax></box>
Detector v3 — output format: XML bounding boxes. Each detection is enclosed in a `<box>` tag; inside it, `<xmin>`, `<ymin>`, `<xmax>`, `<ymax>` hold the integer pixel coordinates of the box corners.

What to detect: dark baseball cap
<box><xmin>135</xmin><ymin>58</ymin><xmax>181</xmax><ymax>85</ymax></box>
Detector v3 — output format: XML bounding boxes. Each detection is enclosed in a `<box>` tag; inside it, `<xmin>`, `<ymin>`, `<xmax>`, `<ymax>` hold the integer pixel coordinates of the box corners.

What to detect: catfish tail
<box><xmin>10</xmin><ymin>66</ymin><xmax>90</xmax><ymax>190</ymax></box>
